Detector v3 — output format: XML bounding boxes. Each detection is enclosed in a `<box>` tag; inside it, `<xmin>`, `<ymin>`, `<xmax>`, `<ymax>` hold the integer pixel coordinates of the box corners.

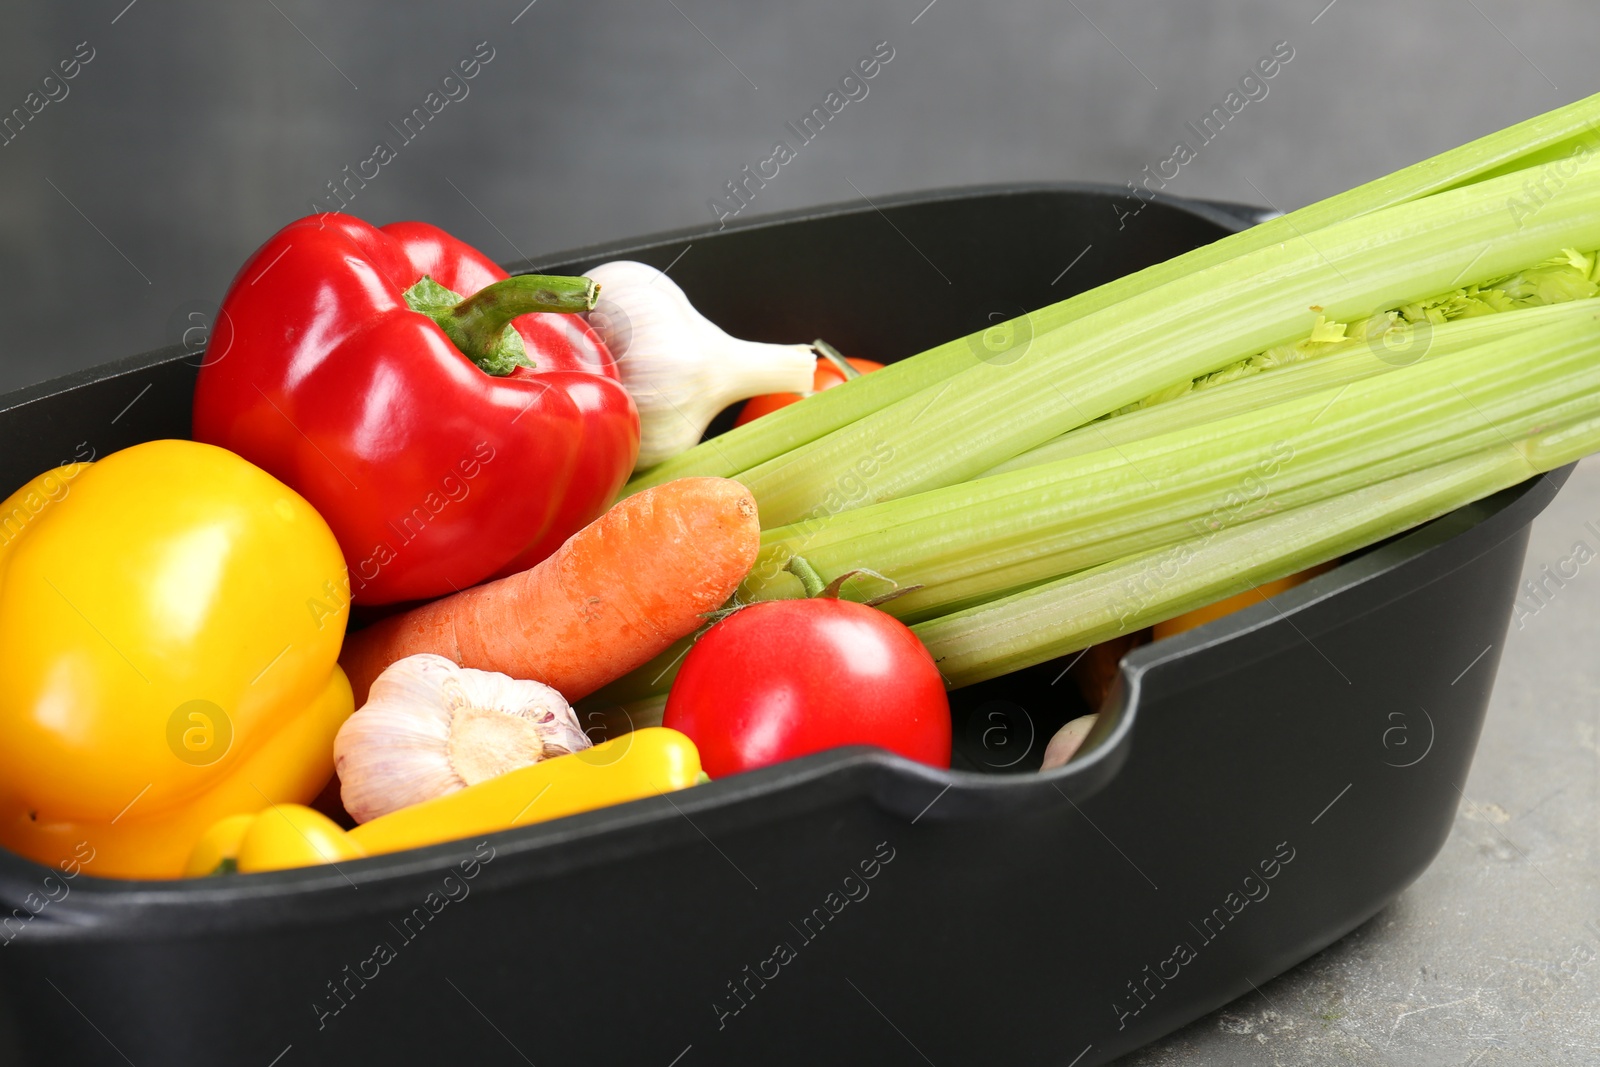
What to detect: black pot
<box><xmin>0</xmin><ymin>185</ymin><xmax>1564</xmax><ymax>1067</ymax></box>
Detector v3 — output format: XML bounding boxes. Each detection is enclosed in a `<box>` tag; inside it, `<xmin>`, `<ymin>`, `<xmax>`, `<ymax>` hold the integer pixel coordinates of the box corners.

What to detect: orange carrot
<box><xmin>340</xmin><ymin>477</ymin><xmax>760</xmax><ymax>706</ymax></box>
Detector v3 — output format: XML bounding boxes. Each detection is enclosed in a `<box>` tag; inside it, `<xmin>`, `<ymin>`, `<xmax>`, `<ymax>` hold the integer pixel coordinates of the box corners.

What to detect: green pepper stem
<box><xmin>445</xmin><ymin>274</ymin><xmax>599</xmax><ymax>373</ymax></box>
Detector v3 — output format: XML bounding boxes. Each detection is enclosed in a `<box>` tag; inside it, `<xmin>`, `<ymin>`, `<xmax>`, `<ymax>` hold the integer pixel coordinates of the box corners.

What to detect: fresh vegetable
<box><xmin>736</xmin><ymin>165</ymin><xmax>1600</xmax><ymax>530</ymax></box>
<box><xmin>1065</xmin><ymin>632</ymin><xmax>1147</xmax><ymax>710</ymax></box>
<box><xmin>914</xmin><ymin>437</ymin><xmax>1600</xmax><ymax>688</ymax></box>
<box><xmin>1040</xmin><ymin>715</ymin><xmax>1099</xmax><ymax>771</ymax></box>
<box><xmin>598</xmin><ymin>96</ymin><xmax>1600</xmax><ymax>706</ymax></box>
<box><xmin>585</xmin><ymin>260</ymin><xmax>815</xmax><ymax>467</ymax></box>
<box><xmin>188</xmin><ymin>728</ymin><xmax>702</xmax><ymax>874</ymax></box>
<box><xmin>736</xmin><ymin>262</ymin><xmax>1600</xmax><ymax>624</ymax></box>
<box><xmin>183</xmin><ymin>813</ymin><xmax>255</xmax><ymax>877</ymax></box>
<box><xmin>335</xmin><ymin>653</ymin><xmax>591</xmax><ymax>823</ymax></box>
<box><xmin>192</xmin><ymin>214</ymin><xmax>639</xmax><ymax>606</ymax></box>
<box><xmin>1152</xmin><ymin>563</ymin><xmax>1335</xmax><ymax>640</ymax></box>
<box><xmin>982</xmin><ymin>288</ymin><xmax>1599</xmax><ymax>477</ymax></box>
<box><xmin>0</xmin><ymin>441</ymin><xmax>353</xmax><ymax>880</ymax></box>
<box><xmin>29</xmin><ymin>95</ymin><xmax>1600</xmax><ymax>887</ymax></box>
<box><xmin>663</xmin><ymin>573</ymin><xmax>952</xmax><ymax>777</ymax></box>
<box><xmin>236</xmin><ymin>804</ymin><xmax>365</xmax><ymax>874</ymax></box>
<box><xmin>734</xmin><ymin>353</ymin><xmax>884</xmax><ymax>426</ymax></box>
<box><xmin>340</xmin><ymin>477</ymin><xmax>761</xmax><ymax>706</ymax></box>
<box><xmin>1101</xmin><ymin>244</ymin><xmax>1600</xmax><ymax>420</ymax></box>
<box><xmin>623</xmin><ymin>91</ymin><xmax>1600</xmax><ymax>498</ymax></box>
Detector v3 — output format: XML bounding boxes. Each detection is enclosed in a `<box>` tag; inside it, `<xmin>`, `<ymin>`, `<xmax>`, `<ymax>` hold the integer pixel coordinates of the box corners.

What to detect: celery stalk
<box><xmin>739</xmin><ymin>305</ymin><xmax>1600</xmax><ymax>621</ymax></box>
<box><xmin>982</xmin><ymin>296</ymin><xmax>1600</xmax><ymax>476</ymax></box>
<box><xmin>912</xmin><ymin>426</ymin><xmax>1598</xmax><ymax>689</ymax></box>
<box><xmin>1096</xmin><ymin>246</ymin><xmax>1600</xmax><ymax>421</ymax></box>
<box><xmin>622</xmin><ymin>94</ymin><xmax>1600</xmax><ymax>497</ymax></box>
<box><xmin>739</xmin><ymin>153</ymin><xmax>1600</xmax><ymax>529</ymax></box>
<box><xmin>598</xmin><ymin>395</ymin><xmax>1600</xmax><ymax>707</ymax></box>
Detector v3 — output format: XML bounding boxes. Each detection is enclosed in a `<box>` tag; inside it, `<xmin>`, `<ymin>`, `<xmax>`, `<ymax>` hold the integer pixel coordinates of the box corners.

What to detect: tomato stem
<box><xmin>785</xmin><ymin>555</ymin><xmax>827</xmax><ymax>597</ymax></box>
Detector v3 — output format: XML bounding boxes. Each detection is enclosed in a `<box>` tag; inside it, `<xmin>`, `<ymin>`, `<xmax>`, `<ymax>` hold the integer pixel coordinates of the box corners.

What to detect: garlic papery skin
<box><xmin>585</xmin><ymin>260</ymin><xmax>818</xmax><ymax>467</ymax></box>
<box><xmin>334</xmin><ymin>653</ymin><xmax>592</xmax><ymax>824</ymax></box>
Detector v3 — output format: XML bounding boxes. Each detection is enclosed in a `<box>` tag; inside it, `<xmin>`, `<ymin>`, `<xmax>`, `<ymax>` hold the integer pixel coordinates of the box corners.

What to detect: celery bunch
<box><xmin>913</xmin><ymin>432</ymin><xmax>1596</xmax><ymax>688</ymax></box>
<box><xmin>596</xmin><ymin>93</ymin><xmax>1600</xmax><ymax>701</ymax></box>
<box><xmin>624</xmin><ymin>92</ymin><xmax>1600</xmax><ymax>498</ymax></box>
<box><xmin>741</xmin><ymin>298</ymin><xmax>1600</xmax><ymax>622</ymax></box>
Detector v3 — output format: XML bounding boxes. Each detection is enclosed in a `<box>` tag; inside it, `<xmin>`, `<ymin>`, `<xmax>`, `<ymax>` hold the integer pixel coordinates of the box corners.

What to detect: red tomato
<box><xmin>664</xmin><ymin>599</ymin><xmax>952</xmax><ymax>776</ymax></box>
<box><xmin>733</xmin><ymin>357</ymin><xmax>885</xmax><ymax>426</ymax></box>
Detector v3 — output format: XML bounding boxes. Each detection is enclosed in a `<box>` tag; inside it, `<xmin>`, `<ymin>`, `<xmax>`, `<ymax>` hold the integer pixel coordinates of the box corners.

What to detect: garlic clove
<box><xmin>585</xmin><ymin>260</ymin><xmax>817</xmax><ymax>467</ymax></box>
<box><xmin>334</xmin><ymin>653</ymin><xmax>592</xmax><ymax>824</ymax></box>
<box><xmin>1039</xmin><ymin>714</ymin><xmax>1100</xmax><ymax>771</ymax></box>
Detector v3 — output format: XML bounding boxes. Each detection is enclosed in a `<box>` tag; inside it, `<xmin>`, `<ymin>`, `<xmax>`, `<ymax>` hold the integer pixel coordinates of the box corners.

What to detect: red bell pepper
<box><xmin>193</xmin><ymin>214</ymin><xmax>639</xmax><ymax>605</ymax></box>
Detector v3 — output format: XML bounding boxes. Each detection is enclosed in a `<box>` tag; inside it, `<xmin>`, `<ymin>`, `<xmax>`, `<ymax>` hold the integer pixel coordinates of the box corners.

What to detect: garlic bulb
<box><xmin>334</xmin><ymin>653</ymin><xmax>591</xmax><ymax>824</ymax></box>
<box><xmin>585</xmin><ymin>260</ymin><xmax>817</xmax><ymax>467</ymax></box>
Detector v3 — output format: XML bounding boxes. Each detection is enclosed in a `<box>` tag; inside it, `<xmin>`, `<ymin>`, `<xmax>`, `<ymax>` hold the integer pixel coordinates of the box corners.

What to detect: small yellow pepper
<box><xmin>182</xmin><ymin>813</ymin><xmax>257</xmax><ymax>877</ymax></box>
<box><xmin>188</xmin><ymin>727</ymin><xmax>702</xmax><ymax>874</ymax></box>
<box><xmin>0</xmin><ymin>441</ymin><xmax>353</xmax><ymax>879</ymax></box>
<box><xmin>238</xmin><ymin>805</ymin><xmax>366</xmax><ymax>873</ymax></box>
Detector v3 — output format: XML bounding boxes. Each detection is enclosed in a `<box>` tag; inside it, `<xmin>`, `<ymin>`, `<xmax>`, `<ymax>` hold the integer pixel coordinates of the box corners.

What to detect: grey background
<box><xmin>1</xmin><ymin>0</ymin><xmax>1596</xmax><ymax>393</ymax></box>
<box><xmin>2</xmin><ymin>0</ymin><xmax>1598</xmax><ymax>1063</ymax></box>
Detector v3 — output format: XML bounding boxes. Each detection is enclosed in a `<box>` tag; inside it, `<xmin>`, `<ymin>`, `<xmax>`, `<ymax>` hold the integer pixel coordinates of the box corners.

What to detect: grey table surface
<box><xmin>1116</xmin><ymin>459</ymin><xmax>1600</xmax><ymax>1067</ymax></box>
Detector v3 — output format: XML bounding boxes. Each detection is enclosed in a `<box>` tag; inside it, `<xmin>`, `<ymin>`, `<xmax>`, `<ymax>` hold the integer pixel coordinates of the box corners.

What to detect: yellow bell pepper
<box><xmin>0</xmin><ymin>440</ymin><xmax>353</xmax><ymax>880</ymax></box>
<box><xmin>188</xmin><ymin>727</ymin><xmax>702</xmax><ymax>874</ymax></box>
